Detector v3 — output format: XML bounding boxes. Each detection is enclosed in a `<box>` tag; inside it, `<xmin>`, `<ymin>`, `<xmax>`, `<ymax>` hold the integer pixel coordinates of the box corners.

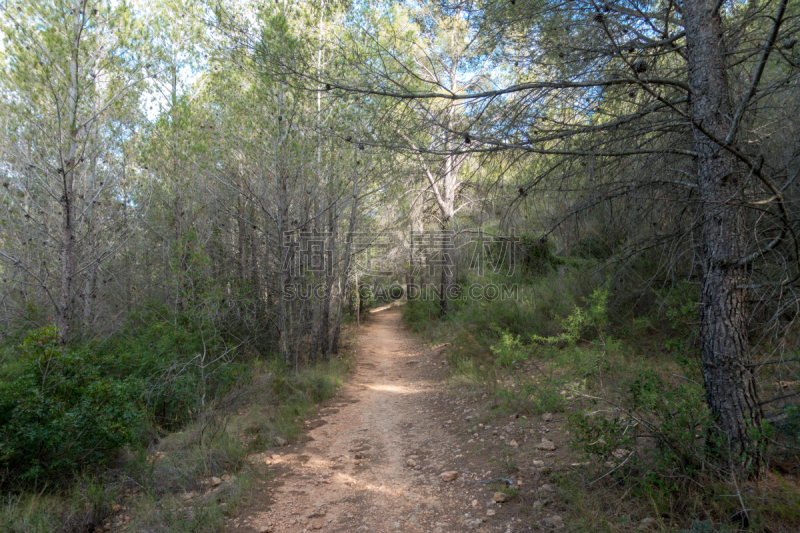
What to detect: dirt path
<box><xmin>233</xmin><ymin>306</ymin><xmax>532</xmax><ymax>533</ymax></box>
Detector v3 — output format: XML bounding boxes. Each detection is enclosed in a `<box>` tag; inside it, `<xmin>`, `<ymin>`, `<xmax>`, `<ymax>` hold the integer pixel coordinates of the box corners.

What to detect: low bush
<box><xmin>402</xmin><ymin>296</ymin><xmax>440</xmax><ymax>331</ymax></box>
<box><xmin>490</xmin><ymin>331</ymin><xmax>528</xmax><ymax>367</ymax></box>
<box><xmin>568</xmin><ymin>360</ymin><xmax>715</xmax><ymax>494</ymax></box>
<box><xmin>0</xmin><ymin>327</ymin><xmax>142</xmax><ymax>485</ymax></box>
<box><xmin>243</xmin><ymin>357</ymin><xmax>349</xmax><ymax>450</ymax></box>
<box><xmin>128</xmin><ymin>430</ymin><xmax>246</xmax><ymax>496</ymax></box>
<box><xmin>0</xmin><ymin>474</ymin><xmax>118</xmax><ymax>533</ymax></box>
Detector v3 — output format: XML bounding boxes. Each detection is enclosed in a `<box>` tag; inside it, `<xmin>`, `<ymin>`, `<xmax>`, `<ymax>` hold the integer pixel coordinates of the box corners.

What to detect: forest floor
<box><xmin>229</xmin><ymin>305</ymin><xmax>571</xmax><ymax>533</ymax></box>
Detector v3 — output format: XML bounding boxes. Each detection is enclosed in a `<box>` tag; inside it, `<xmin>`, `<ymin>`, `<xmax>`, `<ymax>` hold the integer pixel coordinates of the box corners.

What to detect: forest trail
<box><xmin>232</xmin><ymin>306</ymin><xmax>530</xmax><ymax>533</ymax></box>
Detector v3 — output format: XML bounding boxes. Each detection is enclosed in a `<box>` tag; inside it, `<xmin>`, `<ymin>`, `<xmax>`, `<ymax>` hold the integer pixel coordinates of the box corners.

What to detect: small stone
<box><xmin>355</xmin><ymin>452</ymin><xmax>365</xmax><ymax>459</ymax></box>
<box><xmin>210</xmin><ymin>477</ymin><xmax>222</xmax><ymax>486</ymax></box>
<box><xmin>535</xmin><ymin>439</ymin><xmax>556</xmax><ymax>451</ymax></box>
<box><xmin>638</xmin><ymin>517</ymin><xmax>656</xmax><ymax>530</ymax></box>
<box><xmin>538</xmin><ymin>483</ymin><xmax>557</xmax><ymax>494</ymax></box>
<box><xmin>510</xmin><ymin>440</ymin><xmax>518</xmax><ymax>448</ymax></box>
<box><xmin>112</xmin><ymin>504</ymin><xmax>121</xmax><ymax>513</ymax></box>
<box><xmin>311</xmin><ymin>521</ymin><xmax>323</xmax><ymax>530</ymax></box>
<box><xmin>493</xmin><ymin>491</ymin><xmax>513</xmax><ymax>503</ymax></box>
<box><xmin>441</xmin><ymin>471</ymin><xmax>459</xmax><ymax>482</ymax></box>
<box><xmin>532</xmin><ymin>460</ymin><xmax>544</xmax><ymax>467</ymax></box>
<box><xmin>532</xmin><ymin>500</ymin><xmax>545</xmax><ymax>509</ymax></box>
<box><xmin>540</xmin><ymin>515</ymin><xmax>564</xmax><ymax>528</ymax></box>
<box><xmin>274</xmin><ymin>436</ymin><xmax>287</xmax><ymax>446</ymax></box>
<box><xmin>486</xmin><ymin>509</ymin><xmax>496</xmax><ymax>516</ymax></box>
<box><xmin>612</xmin><ymin>448</ymin><xmax>630</xmax><ymax>459</ymax></box>
<box><xmin>472</xmin><ymin>499</ymin><xmax>479</xmax><ymax>508</ymax></box>
<box><xmin>542</xmin><ymin>413</ymin><xmax>553</xmax><ymax>422</ymax></box>
<box><xmin>258</xmin><ymin>526</ymin><xmax>273</xmax><ymax>533</ymax></box>
<box><xmin>407</xmin><ymin>458</ymin><xmax>417</xmax><ymax>467</ymax></box>
<box><xmin>221</xmin><ymin>474</ymin><xmax>231</xmax><ymax>481</ymax></box>
<box><xmin>463</xmin><ymin>518</ymin><xmax>482</xmax><ymax>529</ymax></box>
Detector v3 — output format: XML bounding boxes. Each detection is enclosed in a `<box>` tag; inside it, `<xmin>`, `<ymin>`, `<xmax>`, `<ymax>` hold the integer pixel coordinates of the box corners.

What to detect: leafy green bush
<box><xmin>517</xmin><ymin>235</ymin><xmax>565</xmax><ymax>275</ymax></box>
<box><xmin>403</xmin><ymin>297</ymin><xmax>440</xmax><ymax>329</ymax></box>
<box><xmin>531</xmin><ymin>286</ymin><xmax>610</xmax><ymax>345</ymax></box>
<box><xmin>94</xmin><ymin>309</ymin><xmax>254</xmax><ymax>433</ymax></box>
<box><xmin>490</xmin><ymin>331</ymin><xmax>528</xmax><ymax>367</ymax></box>
<box><xmin>0</xmin><ymin>327</ymin><xmax>142</xmax><ymax>483</ymax></box>
<box><xmin>569</xmin><ymin>362</ymin><xmax>714</xmax><ymax>492</ymax></box>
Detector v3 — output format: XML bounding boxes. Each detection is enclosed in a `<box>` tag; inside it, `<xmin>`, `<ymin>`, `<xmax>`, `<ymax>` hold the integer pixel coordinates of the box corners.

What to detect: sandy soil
<box><xmin>230</xmin><ymin>306</ymin><xmax>539</xmax><ymax>533</ymax></box>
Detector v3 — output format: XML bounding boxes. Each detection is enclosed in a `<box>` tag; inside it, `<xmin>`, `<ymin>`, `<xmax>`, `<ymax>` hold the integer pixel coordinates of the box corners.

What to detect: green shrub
<box><xmin>517</xmin><ymin>235</ymin><xmax>565</xmax><ymax>275</ymax></box>
<box><xmin>403</xmin><ymin>297</ymin><xmax>440</xmax><ymax>329</ymax></box>
<box><xmin>490</xmin><ymin>331</ymin><xmax>528</xmax><ymax>367</ymax></box>
<box><xmin>531</xmin><ymin>286</ymin><xmax>610</xmax><ymax>345</ymax></box>
<box><xmin>0</xmin><ymin>327</ymin><xmax>143</xmax><ymax>483</ymax></box>
<box><xmin>569</xmin><ymin>362</ymin><xmax>714</xmax><ymax>492</ymax></box>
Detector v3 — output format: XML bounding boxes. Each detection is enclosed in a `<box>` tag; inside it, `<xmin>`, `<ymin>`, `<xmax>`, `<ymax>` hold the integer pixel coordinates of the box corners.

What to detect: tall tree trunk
<box><xmin>439</xmin><ymin>221</ymin><xmax>455</xmax><ymax>316</ymax></box>
<box><xmin>330</xmin><ymin>156</ymin><xmax>360</xmax><ymax>355</ymax></box>
<box><xmin>250</xmin><ymin>207</ymin><xmax>262</xmax><ymax>322</ymax></box>
<box><xmin>170</xmin><ymin>65</ymin><xmax>187</xmax><ymax>313</ymax></box>
<box><xmin>277</xmin><ymin>164</ymin><xmax>291</xmax><ymax>365</ymax></box>
<box><xmin>684</xmin><ymin>0</ymin><xmax>763</xmax><ymax>471</ymax></box>
<box><xmin>237</xmin><ymin>181</ymin><xmax>248</xmax><ymax>284</ymax></box>
<box><xmin>408</xmin><ymin>190</ymin><xmax>424</xmax><ymax>295</ymax></box>
<box><xmin>57</xmin><ymin>4</ymin><xmax>82</xmax><ymax>344</ymax></box>
<box><xmin>83</xmin><ymin>119</ymin><xmax>99</xmax><ymax>331</ymax></box>
<box><xmin>321</xmin><ymin>201</ymin><xmax>335</xmax><ymax>360</ymax></box>
<box><xmin>438</xmin><ymin>127</ymin><xmax>458</xmax><ymax>315</ymax></box>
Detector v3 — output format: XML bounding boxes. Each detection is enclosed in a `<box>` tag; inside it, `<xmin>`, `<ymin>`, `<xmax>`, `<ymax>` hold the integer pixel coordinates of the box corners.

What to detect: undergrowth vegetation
<box><xmin>0</xmin><ymin>308</ymin><xmax>352</xmax><ymax>533</ymax></box>
<box><xmin>404</xmin><ymin>258</ymin><xmax>800</xmax><ymax>532</ymax></box>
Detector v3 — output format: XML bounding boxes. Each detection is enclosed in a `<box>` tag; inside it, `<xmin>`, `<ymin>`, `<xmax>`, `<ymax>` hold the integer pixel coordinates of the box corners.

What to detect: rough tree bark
<box><xmin>684</xmin><ymin>0</ymin><xmax>763</xmax><ymax>471</ymax></box>
<box><xmin>435</xmin><ymin>124</ymin><xmax>459</xmax><ymax>316</ymax></box>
